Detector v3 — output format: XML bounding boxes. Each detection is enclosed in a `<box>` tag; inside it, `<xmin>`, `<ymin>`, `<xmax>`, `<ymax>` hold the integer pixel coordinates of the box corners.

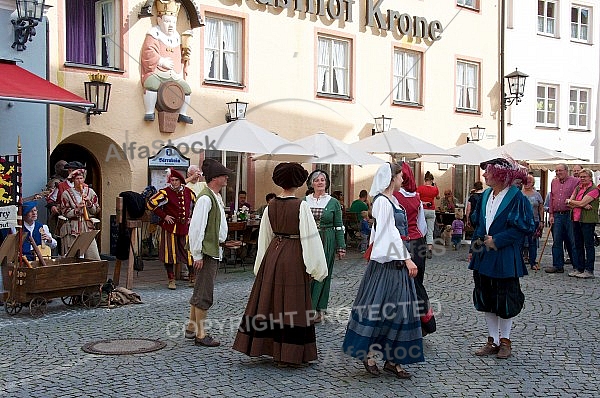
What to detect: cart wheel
<box><xmin>29</xmin><ymin>297</ymin><xmax>47</xmax><ymax>318</ymax></box>
<box><xmin>61</xmin><ymin>296</ymin><xmax>81</xmax><ymax>307</ymax></box>
<box><xmin>4</xmin><ymin>300</ymin><xmax>23</xmax><ymax>316</ymax></box>
<box><xmin>81</xmin><ymin>287</ymin><xmax>101</xmax><ymax>308</ymax></box>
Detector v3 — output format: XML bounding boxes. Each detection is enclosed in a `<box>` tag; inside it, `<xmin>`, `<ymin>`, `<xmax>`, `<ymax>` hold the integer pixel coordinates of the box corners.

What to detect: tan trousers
<box><xmin>187</xmin><ymin>306</ymin><xmax>208</xmax><ymax>339</ymax></box>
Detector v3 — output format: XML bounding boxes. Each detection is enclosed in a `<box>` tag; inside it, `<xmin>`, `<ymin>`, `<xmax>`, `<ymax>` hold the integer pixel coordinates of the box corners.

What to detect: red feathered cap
<box><xmin>167</xmin><ymin>168</ymin><xmax>185</xmax><ymax>183</ymax></box>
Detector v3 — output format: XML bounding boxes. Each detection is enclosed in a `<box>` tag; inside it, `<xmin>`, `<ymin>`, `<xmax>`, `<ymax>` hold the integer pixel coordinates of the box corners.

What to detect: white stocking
<box><xmin>179</xmin><ymin>95</ymin><xmax>191</xmax><ymax>116</ymax></box>
<box><xmin>143</xmin><ymin>91</ymin><xmax>157</xmax><ymax>115</ymax></box>
<box><xmin>485</xmin><ymin>312</ymin><xmax>499</xmax><ymax>344</ymax></box>
<box><xmin>498</xmin><ymin>317</ymin><xmax>513</xmax><ymax>340</ymax></box>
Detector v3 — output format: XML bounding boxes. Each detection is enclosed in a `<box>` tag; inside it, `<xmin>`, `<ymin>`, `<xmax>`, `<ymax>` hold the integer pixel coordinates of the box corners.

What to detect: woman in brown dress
<box><xmin>233</xmin><ymin>163</ymin><xmax>328</xmax><ymax>367</ymax></box>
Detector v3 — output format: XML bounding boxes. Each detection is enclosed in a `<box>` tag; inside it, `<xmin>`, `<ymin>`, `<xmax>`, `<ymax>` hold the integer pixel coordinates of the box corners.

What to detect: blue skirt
<box><xmin>342</xmin><ymin>260</ymin><xmax>424</xmax><ymax>365</ymax></box>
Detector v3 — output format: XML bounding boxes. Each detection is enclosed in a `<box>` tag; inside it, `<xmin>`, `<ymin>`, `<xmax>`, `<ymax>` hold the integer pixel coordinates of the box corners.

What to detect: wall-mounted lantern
<box><xmin>84</xmin><ymin>73</ymin><xmax>111</xmax><ymax>125</ymax></box>
<box><xmin>467</xmin><ymin>125</ymin><xmax>486</xmax><ymax>142</ymax></box>
<box><xmin>11</xmin><ymin>0</ymin><xmax>46</xmax><ymax>51</ymax></box>
<box><xmin>372</xmin><ymin>115</ymin><xmax>392</xmax><ymax>135</ymax></box>
<box><xmin>226</xmin><ymin>99</ymin><xmax>248</xmax><ymax>122</ymax></box>
<box><xmin>504</xmin><ymin>68</ymin><xmax>528</xmax><ymax>109</ymax></box>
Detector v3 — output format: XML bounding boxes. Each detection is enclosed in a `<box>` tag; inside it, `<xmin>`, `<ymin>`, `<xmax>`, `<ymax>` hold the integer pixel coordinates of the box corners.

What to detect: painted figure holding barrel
<box><xmin>141</xmin><ymin>0</ymin><xmax>193</xmax><ymax>124</ymax></box>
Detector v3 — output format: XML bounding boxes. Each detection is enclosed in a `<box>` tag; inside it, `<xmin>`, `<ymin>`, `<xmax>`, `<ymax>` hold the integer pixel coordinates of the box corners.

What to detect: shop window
<box><xmin>65</xmin><ymin>0</ymin><xmax>120</xmax><ymax>69</ymax></box>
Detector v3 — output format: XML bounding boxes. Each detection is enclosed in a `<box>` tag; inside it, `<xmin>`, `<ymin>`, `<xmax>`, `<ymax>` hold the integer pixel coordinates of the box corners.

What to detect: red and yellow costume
<box><xmin>147</xmin><ymin>183</ymin><xmax>196</xmax><ymax>283</ymax></box>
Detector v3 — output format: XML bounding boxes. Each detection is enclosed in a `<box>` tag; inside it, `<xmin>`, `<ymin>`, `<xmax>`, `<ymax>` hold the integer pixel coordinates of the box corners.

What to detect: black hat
<box><xmin>272</xmin><ymin>163</ymin><xmax>308</xmax><ymax>189</ymax></box>
<box><xmin>480</xmin><ymin>158</ymin><xmax>512</xmax><ymax>170</ymax></box>
<box><xmin>201</xmin><ymin>159</ymin><xmax>233</xmax><ymax>182</ymax></box>
<box><xmin>306</xmin><ymin>169</ymin><xmax>330</xmax><ymax>191</ymax></box>
<box><xmin>65</xmin><ymin>161</ymin><xmax>86</xmax><ymax>169</ymax></box>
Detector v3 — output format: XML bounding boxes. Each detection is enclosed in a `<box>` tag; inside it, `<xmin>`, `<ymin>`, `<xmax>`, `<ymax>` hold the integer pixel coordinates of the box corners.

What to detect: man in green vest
<box><xmin>185</xmin><ymin>159</ymin><xmax>233</xmax><ymax>347</ymax></box>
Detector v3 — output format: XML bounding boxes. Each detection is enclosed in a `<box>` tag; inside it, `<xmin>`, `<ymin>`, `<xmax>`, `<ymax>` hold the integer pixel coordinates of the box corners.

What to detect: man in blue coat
<box><xmin>469</xmin><ymin>158</ymin><xmax>535</xmax><ymax>359</ymax></box>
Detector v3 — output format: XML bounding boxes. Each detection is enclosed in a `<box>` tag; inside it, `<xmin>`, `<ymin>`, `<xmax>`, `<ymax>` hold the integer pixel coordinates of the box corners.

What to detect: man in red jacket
<box><xmin>147</xmin><ymin>168</ymin><xmax>196</xmax><ymax>289</ymax></box>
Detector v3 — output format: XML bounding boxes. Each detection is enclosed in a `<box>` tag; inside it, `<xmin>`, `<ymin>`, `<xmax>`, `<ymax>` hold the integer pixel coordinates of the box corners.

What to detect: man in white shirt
<box><xmin>185</xmin><ymin>159</ymin><xmax>233</xmax><ymax>347</ymax></box>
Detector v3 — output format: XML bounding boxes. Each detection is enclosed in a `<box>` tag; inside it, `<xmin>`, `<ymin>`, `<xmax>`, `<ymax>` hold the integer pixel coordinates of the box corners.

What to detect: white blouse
<box><xmin>254</xmin><ymin>198</ymin><xmax>328</xmax><ymax>282</ymax></box>
<box><xmin>305</xmin><ymin>193</ymin><xmax>331</xmax><ymax>209</ymax></box>
<box><xmin>485</xmin><ymin>187</ymin><xmax>509</xmax><ymax>234</ymax></box>
<box><xmin>369</xmin><ymin>194</ymin><xmax>411</xmax><ymax>263</ymax></box>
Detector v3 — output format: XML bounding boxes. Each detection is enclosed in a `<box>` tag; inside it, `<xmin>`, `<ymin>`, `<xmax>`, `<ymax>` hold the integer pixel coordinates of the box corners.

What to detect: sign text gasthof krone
<box><xmin>249</xmin><ymin>0</ymin><xmax>444</xmax><ymax>41</ymax></box>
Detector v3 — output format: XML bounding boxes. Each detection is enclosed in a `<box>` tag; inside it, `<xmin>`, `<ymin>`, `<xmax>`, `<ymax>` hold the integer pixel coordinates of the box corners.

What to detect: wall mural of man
<box><xmin>141</xmin><ymin>0</ymin><xmax>193</xmax><ymax>124</ymax></box>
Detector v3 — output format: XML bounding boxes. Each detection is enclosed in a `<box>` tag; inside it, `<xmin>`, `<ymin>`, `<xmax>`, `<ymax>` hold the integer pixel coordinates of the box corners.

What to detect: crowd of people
<box><xmin>0</xmin><ymin>160</ymin><xmax>101</xmax><ymax>263</ymax></box>
<box><xmin>1</xmin><ymin>155</ymin><xmax>597</xmax><ymax>378</ymax></box>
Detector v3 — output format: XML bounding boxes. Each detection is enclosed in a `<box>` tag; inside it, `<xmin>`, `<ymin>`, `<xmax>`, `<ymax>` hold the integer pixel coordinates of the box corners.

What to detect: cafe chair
<box><xmin>343</xmin><ymin>210</ymin><xmax>362</xmax><ymax>248</ymax></box>
<box><xmin>222</xmin><ymin>221</ymin><xmax>247</xmax><ymax>273</ymax></box>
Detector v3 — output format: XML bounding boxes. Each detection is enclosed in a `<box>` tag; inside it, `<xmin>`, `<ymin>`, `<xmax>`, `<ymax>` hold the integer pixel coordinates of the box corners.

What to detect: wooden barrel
<box><xmin>156</xmin><ymin>81</ymin><xmax>185</xmax><ymax>112</ymax></box>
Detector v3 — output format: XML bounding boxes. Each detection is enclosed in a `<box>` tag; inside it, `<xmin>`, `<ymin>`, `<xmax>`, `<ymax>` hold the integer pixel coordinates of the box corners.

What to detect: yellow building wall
<box><xmin>44</xmin><ymin>0</ymin><xmax>499</xmax><ymax>252</ymax></box>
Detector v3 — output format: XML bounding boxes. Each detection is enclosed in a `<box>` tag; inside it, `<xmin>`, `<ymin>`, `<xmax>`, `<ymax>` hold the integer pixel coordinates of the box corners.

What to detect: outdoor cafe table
<box><xmin>436</xmin><ymin>211</ymin><xmax>456</xmax><ymax>227</ymax></box>
<box><xmin>224</xmin><ymin>220</ymin><xmax>261</xmax><ymax>267</ymax></box>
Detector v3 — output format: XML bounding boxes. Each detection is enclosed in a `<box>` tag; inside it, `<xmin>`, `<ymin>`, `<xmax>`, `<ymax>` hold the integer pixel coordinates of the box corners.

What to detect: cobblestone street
<box><xmin>1</xmin><ymin>242</ymin><xmax>599</xmax><ymax>397</ymax></box>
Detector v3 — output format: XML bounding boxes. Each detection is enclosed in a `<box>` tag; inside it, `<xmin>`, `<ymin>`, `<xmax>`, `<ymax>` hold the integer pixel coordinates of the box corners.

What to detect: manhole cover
<box><xmin>82</xmin><ymin>338</ymin><xmax>166</xmax><ymax>355</ymax></box>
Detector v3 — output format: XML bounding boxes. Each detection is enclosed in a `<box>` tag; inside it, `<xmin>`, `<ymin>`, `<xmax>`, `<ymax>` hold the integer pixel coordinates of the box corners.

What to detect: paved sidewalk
<box><xmin>0</xmin><ymin>242</ymin><xmax>598</xmax><ymax>397</ymax></box>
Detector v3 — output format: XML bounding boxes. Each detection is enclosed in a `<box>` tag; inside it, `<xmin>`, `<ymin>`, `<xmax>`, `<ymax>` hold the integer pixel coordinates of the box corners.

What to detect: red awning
<box><xmin>0</xmin><ymin>59</ymin><xmax>93</xmax><ymax>113</ymax></box>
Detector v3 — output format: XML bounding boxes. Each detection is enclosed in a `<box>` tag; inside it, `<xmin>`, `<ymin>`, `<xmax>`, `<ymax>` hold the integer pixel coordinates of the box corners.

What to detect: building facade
<box><xmin>504</xmin><ymin>0</ymin><xmax>599</xmax><ymax>190</ymax></box>
<box><xmin>2</xmin><ymin>0</ymin><xmax>504</xmax><ymax>253</ymax></box>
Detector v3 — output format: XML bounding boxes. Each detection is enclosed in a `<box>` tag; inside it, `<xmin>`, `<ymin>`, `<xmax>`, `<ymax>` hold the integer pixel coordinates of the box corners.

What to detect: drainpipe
<box><xmin>596</xmin><ymin>37</ymin><xmax>600</xmax><ymax>165</ymax></box>
<box><xmin>499</xmin><ymin>0</ymin><xmax>505</xmax><ymax>146</ymax></box>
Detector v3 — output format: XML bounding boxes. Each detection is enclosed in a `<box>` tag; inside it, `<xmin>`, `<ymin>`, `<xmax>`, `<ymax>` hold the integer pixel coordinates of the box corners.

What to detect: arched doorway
<box><xmin>50</xmin><ymin>143</ymin><xmax>101</xmax><ymax>198</ymax></box>
<box><xmin>50</xmin><ymin>143</ymin><xmax>102</xmax><ymax>250</ymax></box>
<box><xmin>51</xmin><ymin>133</ymin><xmax>131</xmax><ymax>254</ymax></box>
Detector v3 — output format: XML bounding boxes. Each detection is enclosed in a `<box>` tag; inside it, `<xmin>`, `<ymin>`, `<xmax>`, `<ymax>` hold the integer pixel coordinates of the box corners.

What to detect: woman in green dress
<box><xmin>305</xmin><ymin>170</ymin><xmax>346</xmax><ymax>323</ymax></box>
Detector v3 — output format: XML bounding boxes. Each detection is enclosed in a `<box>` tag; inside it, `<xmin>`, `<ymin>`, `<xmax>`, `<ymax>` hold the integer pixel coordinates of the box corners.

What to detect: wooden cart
<box><xmin>1</xmin><ymin>231</ymin><xmax>108</xmax><ymax>317</ymax></box>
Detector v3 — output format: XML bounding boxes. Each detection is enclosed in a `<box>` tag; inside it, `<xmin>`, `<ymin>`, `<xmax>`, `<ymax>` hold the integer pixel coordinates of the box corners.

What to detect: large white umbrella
<box><xmin>529</xmin><ymin>161</ymin><xmax>600</xmax><ymax>172</ymax></box>
<box><xmin>171</xmin><ymin>119</ymin><xmax>313</xmax><ymax>212</ymax></box>
<box><xmin>171</xmin><ymin>119</ymin><xmax>311</xmax><ymax>156</ymax></box>
<box><xmin>489</xmin><ymin>140</ymin><xmax>586</xmax><ymax>162</ymax></box>
<box><xmin>253</xmin><ymin>131</ymin><xmax>384</xmax><ymax>166</ymax></box>
<box><xmin>350</xmin><ymin>128</ymin><xmax>453</xmax><ymax>159</ymax></box>
<box><xmin>415</xmin><ymin>142</ymin><xmax>496</xmax><ymax>166</ymax></box>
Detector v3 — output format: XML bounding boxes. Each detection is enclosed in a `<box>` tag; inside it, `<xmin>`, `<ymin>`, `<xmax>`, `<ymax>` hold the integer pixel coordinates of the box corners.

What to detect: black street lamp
<box><xmin>11</xmin><ymin>0</ymin><xmax>46</xmax><ymax>51</ymax></box>
<box><xmin>84</xmin><ymin>73</ymin><xmax>111</xmax><ymax>125</ymax></box>
<box><xmin>226</xmin><ymin>99</ymin><xmax>248</xmax><ymax>122</ymax></box>
<box><xmin>467</xmin><ymin>125</ymin><xmax>486</xmax><ymax>142</ymax></box>
<box><xmin>372</xmin><ymin>115</ymin><xmax>392</xmax><ymax>135</ymax></box>
<box><xmin>504</xmin><ymin>68</ymin><xmax>529</xmax><ymax>109</ymax></box>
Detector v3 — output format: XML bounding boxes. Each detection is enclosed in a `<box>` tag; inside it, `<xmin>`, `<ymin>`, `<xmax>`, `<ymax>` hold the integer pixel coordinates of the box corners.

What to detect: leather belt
<box><xmin>274</xmin><ymin>233</ymin><xmax>300</xmax><ymax>239</ymax></box>
<box><xmin>553</xmin><ymin>210</ymin><xmax>571</xmax><ymax>215</ymax></box>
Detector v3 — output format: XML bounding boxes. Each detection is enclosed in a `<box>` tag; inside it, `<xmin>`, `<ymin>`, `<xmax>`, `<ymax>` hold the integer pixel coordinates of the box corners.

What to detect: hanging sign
<box><xmin>0</xmin><ymin>205</ymin><xmax>18</xmax><ymax>229</ymax></box>
<box><xmin>0</xmin><ymin>155</ymin><xmax>18</xmax><ymax>205</ymax></box>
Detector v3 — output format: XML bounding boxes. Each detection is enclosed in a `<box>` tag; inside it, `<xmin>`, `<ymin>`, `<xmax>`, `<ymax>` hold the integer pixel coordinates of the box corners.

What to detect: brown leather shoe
<box><xmin>194</xmin><ymin>335</ymin><xmax>221</xmax><ymax>347</ymax></box>
<box><xmin>362</xmin><ymin>359</ymin><xmax>380</xmax><ymax>376</ymax></box>
<box><xmin>496</xmin><ymin>338</ymin><xmax>512</xmax><ymax>359</ymax></box>
<box><xmin>475</xmin><ymin>336</ymin><xmax>500</xmax><ymax>356</ymax></box>
<box><xmin>383</xmin><ymin>361</ymin><xmax>412</xmax><ymax>379</ymax></box>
